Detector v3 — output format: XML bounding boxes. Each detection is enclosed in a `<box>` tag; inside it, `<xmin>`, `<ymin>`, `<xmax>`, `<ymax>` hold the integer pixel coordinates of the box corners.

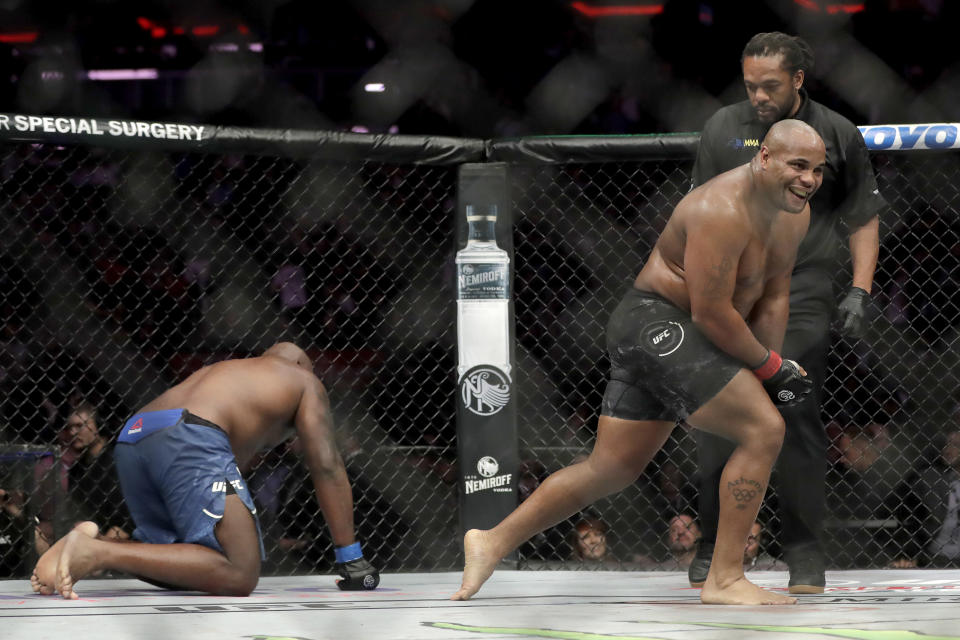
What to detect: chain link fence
<box><xmin>505</xmin><ymin>146</ymin><xmax>960</xmax><ymax>571</ymax></box>
<box><xmin>0</xmin><ymin>127</ymin><xmax>958</xmax><ymax>579</ymax></box>
<box><xmin>0</xmin><ymin>133</ymin><xmax>473</xmax><ymax>577</ymax></box>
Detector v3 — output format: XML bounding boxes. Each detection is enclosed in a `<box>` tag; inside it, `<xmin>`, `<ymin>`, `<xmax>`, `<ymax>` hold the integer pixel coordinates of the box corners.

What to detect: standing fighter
<box><xmin>31</xmin><ymin>342</ymin><xmax>380</xmax><ymax>599</ymax></box>
<box><xmin>452</xmin><ymin>119</ymin><xmax>824</xmax><ymax>605</ymax></box>
<box><xmin>688</xmin><ymin>32</ymin><xmax>885</xmax><ymax>594</ymax></box>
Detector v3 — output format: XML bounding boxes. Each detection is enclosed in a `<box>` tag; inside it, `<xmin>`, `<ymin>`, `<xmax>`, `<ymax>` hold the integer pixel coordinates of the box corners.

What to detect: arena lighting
<box><xmin>791</xmin><ymin>0</ymin><xmax>865</xmax><ymax>12</ymax></box>
<box><xmin>191</xmin><ymin>25</ymin><xmax>220</xmax><ymax>37</ymax></box>
<box><xmin>87</xmin><ymin>68</ymin><xmax>160</xmax><ymax>81</ymax></box>
<box><xmin>0</xmin><ymin>31</ymin><xmax>38</xmax><ymax>43</ymax></box>
<box><xmin>137</xmin><ymin>17</ymin><xmax>238</xmax><ymax>39</ymax></box>
<box><xmin>209</xmin><ymin>42</ymin><xmax>263</xmax><ymax>52</ymax></box>
<box><xmin>569</xmin><ymin>2</ymin><xmax>664</xmax><ymax>17</ymax></box>
<box><xmin>827</xmin><ymin>3</ymin><xmax>864</xmax><ymax>13</ymax></box>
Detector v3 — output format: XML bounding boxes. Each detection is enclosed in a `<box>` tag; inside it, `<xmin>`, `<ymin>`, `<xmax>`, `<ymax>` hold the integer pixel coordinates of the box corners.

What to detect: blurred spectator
<box><xmin>6</xmin><ymin>341</ymin><xmax>123</xmax><ymax>444</ymax></box>
<box><xmin>35</xmin><ymin>401</ymin><xmax>131</xmax><ymax>553</ymax></box>
<box><xmin>569</xmin><ymin>515</ymin><xmax>617</xmax><ymax>566</ymax></box>
<box><xmin>892</xmin><ymin>429</ymin><xmax>960</xmax><ymax>568</ymax></box>
<box><xmin>635</xmin><ymin>512</ymin><xmax>701</xmax><ymax>570</ymax></box>
<box><xmin>825</xmin><ymin>417</ymin><xmax>914</xmax><ymax>567</ymax></box>
<box><xmin>269</xmin><ymin>238</ymin><xmax>310</xmax><ymax>329</ymax></box>
<box><xmin>270</xmin><ymin>223</ymin><xmax>401</xmax><ymax>350</ymax></box>
<box><xmin>664</xmin><ymin>512</ymin><xmax>701</xmax><ymax>570</ymax></box>
<box><xmin>63</xmin><ymin>402</ymin><xmax>132</xmax><ymax>538</ymax></box>
<box><xmin>0</xmin><ymin>486</ymin><xmax>28</xmax><ymax>577</ymax></box>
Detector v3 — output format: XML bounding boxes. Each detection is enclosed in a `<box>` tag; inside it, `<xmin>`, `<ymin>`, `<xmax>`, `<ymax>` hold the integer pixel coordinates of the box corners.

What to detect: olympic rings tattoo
<box><xmin>727</xmin><ymin>477</ymin><xmax>763</xmax><ymax>510</ymax></box>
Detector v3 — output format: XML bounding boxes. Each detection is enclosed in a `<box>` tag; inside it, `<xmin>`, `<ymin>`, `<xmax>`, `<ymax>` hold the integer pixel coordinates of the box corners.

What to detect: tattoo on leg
<box><xmin>727</xmin><ymin>477</ymin><xmax>762</xmax><ymax>510</ymax></box>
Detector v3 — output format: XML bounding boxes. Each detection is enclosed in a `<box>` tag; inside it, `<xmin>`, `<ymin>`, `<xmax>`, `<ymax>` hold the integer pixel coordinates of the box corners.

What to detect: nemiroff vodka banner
<box><xmin>454</xmin><ymin>163</ymin><xmax>519</xmax><ymax>534</ymax></box>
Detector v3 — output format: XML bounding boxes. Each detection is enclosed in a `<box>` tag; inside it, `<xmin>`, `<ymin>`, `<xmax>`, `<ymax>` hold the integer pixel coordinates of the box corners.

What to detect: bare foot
<box><xmin>31</xmin><ymin>522</ymin><xmax>99</xmax><ymax>596</ymax></box>
<box><xmin>450</xmin><ymin>529</ymin><xmax>501</xmax><ymax>601</ymax></box>
<box><xmin>55</xmin><ymin>524</ymin><xmax>103</xmax><ymax>600</ymax></box>
<box><xmin>701</xmin><ymin>574</ymin><xmax>797</xmax><ymax>605</ymax></box>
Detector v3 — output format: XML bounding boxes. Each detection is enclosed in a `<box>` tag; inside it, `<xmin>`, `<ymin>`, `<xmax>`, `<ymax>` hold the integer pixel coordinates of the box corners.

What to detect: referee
<box><xmin>687</xmin><ymin>31</ymin><xmax>887</xmax><ymax>595</ymax></box>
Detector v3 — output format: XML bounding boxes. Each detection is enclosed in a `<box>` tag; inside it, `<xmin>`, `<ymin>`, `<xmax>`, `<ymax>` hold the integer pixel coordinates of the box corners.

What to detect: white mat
<box><xmin>3</xmin><ymin>570</ymin><xmax>960</xmax><ymax>639</ymax></box>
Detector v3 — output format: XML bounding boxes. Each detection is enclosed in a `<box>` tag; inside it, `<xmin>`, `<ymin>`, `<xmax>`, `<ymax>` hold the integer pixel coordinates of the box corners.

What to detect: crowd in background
<box><xmin>0</xmin><ymin>136</ymin><xmax>958</xmax><ymax>578</ymax></box>
<box><xmin>0</xmin><ymin>0</ymin><xmax>959</xmax><ymax>581</ymax></box>
<box><xmin>0</xmin><ymin>2</ymin><xmax>956</xmax><ymax>136</ymax></box>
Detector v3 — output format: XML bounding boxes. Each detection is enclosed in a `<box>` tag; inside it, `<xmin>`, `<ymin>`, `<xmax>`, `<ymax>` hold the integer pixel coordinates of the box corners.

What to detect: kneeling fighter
<box><xmin>452</xmin><ymin>119</ymin><xmax>823</xmax><ymax>606</ymax></box>
<box><xmin>32</xmin><ymin>342</ymin><xmax>379</xmax><ymax>599</ymax></box>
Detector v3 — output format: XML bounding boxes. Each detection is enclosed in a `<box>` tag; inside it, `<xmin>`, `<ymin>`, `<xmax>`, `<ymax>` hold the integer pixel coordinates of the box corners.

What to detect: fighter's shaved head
<box><xmin>263</xmin><ymin>341</ymin><xmax>314</xmax><ymax>372</ymax></box>
<box><xmin>751</xmin><ymin>117</ymin><xmax>826</xmax><ymax>215</ymax></box>
<box><xmin>763</xmin><ymin>119</ymin><xmax>824</xmax><ymax>155</ymax></box>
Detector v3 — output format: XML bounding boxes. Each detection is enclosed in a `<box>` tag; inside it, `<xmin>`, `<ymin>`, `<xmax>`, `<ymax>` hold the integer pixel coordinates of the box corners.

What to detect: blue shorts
<box><xmin>114</xmin><ymin>409</ymin><xmax>265</xmax><ymax>559</ymax></box>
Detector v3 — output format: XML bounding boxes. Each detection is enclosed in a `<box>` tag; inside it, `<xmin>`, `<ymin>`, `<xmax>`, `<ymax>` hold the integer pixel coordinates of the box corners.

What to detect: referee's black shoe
<box><xmin>787</xmin><ymin>559</ymin><xmax>825</xmax><ymax>594</ymax></box>
<box><xmin>687</xmin><ymin>538</ymin><xmax>714</xmax><ymax>587</ymax></box>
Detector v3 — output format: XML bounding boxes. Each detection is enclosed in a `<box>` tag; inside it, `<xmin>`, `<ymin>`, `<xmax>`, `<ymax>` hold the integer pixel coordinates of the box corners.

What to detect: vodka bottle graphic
<box><xmin>456</xmin><ymin>204</ymin><xmax>511</xmax><ymax>379</ymax></box>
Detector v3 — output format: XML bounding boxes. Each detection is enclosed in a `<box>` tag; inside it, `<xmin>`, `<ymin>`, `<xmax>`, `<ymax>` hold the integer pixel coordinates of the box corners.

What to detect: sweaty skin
<box><xmin>32</xmin><ymin>342</ymin><xmax>357</xmax><ymax>599</ymax></box>
<box><xmin>453</xmin><ymin>119</ymin><xmax>825</xmax><ymax>606</ymax></box>
<box><xmin>636</xmin><ymin>119</ymin><xmax>822</xmax><ymax>368</ymax></box>
<box><xmin>139</xmin><ymin>343</ymin><xmax>323</xmax><ymax>466</ymax></box>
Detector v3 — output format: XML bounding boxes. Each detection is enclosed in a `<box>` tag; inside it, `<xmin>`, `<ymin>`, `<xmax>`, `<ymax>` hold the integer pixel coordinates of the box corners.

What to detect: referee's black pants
<box><xmin>694</xmin><ymin>269</ymin><xmax>833</xmax><ymax>566</ymax></box>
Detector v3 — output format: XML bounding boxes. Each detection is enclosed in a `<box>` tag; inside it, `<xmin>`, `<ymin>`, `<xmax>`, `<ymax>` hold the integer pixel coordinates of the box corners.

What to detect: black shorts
<box><xmin>601</xmin><ymin>288</ymin><xmax>744</xmax><ymax>422</ymax></box>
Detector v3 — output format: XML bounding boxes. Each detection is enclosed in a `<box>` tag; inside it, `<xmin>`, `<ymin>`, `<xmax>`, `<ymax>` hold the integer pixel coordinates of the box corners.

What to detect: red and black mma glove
<box><xmin>837</xmin><ymin>286</ymin><xmax>872</xmax><ymax>339</ymax></box>
<box><xmin>334</xmin><ymin>542</ymin><xmax>380</xmax><ymax>590</ymax></box>
<box><xmin>752</xmin><ymin>350</ymin><xmax>813</xmax><ymax>407</ymax></box>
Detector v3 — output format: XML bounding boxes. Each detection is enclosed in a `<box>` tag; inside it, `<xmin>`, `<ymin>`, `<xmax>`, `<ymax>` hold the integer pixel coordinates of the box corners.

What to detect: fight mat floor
<box><xmin>2</xmin><ymin>569</ymin><xmax>960</xmax><ymax>640</ymax></box>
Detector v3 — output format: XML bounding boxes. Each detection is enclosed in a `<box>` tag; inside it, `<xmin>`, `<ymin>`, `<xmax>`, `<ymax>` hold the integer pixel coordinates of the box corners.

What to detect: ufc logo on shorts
<box><xmin>211</xmin><ymin>479</ymin><xmax>244</xmax><ymax>493</ymax></box>
<box><xmin>643</xmin><ymin>320</ymin><xmax>684</xmax><ymax>357</ymax></box>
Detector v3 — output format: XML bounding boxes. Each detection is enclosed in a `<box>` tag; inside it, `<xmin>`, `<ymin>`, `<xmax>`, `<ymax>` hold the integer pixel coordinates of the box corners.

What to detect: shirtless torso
<box><xmin>636</xmin><ymin>163</ymin><xmax>810</xmax><ymax>319</ymax></box>
<box><xmin>139</xmin><ymin>353</ymin><xmax>313</xmax><ymax>465</ymax></box>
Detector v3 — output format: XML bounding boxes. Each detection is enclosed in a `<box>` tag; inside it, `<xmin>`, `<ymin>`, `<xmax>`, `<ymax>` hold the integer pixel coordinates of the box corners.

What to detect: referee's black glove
<box><xmin>837</xmin><ymin>286</ymin><xmax>872</xmax><ymax>339</ymax></box>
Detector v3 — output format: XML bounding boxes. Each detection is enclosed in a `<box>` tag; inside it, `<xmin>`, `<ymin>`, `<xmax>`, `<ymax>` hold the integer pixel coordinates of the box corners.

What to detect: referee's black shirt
<box><xmin>691</xmin><ymin>88</ymin><xmax>886</xmax><ymax>273</ymax></box>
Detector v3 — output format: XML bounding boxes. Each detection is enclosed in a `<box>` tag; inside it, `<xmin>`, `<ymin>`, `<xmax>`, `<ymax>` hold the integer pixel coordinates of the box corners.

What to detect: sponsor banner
<box><xmin>0</xmin><ymin>113</ymin><xmax>206</xmax><ymax>141</ymax></box>
<box><xmin>457</xmin><ymin>263</ymin><xmax>509</xmax><ymax>300</ymax></box>
<box><xmin>859</xmin><ymin>123</ymin><xmax>960</xmax><ymax>151</ymax></box>
<box><xmin>455</xmin><ymin>164</ymin><xmax>519</xmax><ymax>536</ymax></box>
<box><xmin>456</xmin><ymin>363</ymin><xmax>519</xmax><ymax>531</ymax></box>
<box><xmin>0</xmin><ymin>112</ymin><xmax>487</xmax><ymax>162</ymax></box>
